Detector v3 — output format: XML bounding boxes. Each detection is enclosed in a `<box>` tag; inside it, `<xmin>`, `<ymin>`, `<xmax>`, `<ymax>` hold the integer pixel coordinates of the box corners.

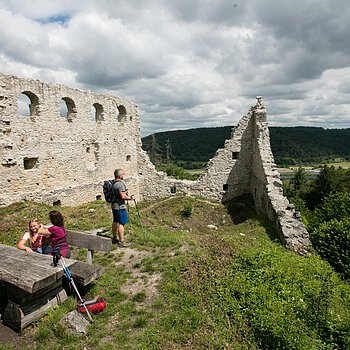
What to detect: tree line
<box><xmin>142</xmin><ymin>126</ymin><xmax>350</xmax><ymax>167</ymax></box>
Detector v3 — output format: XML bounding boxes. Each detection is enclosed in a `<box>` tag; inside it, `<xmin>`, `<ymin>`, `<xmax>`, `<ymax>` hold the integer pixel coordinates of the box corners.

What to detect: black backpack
<box><xmin>103</xmin><ymin>179</ymin><xmax>118</xmax><ymax>203</ymax></box>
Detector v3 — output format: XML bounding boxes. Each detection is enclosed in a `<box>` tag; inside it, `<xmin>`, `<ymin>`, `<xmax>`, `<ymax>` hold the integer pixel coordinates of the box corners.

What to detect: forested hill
<box><xmin>141</xmin><ymin>126</ymin><xmax>350</xmax><ymax>167</ymax></box>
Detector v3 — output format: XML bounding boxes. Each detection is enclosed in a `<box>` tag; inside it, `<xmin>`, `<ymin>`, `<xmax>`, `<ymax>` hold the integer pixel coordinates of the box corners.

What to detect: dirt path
<box><xmin>0</xmin><ymin>323</ymin><xmax>20</xmax><ymax>346</ymax></box>
<box><xmin>113</xmin><ymin>246</ymin><xmax>162</xmax><ymax>304</ymax></box>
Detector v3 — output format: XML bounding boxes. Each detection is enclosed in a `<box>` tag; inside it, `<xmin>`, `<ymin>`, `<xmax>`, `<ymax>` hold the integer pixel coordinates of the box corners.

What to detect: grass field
<box><xmin>1</xmin><ymin>196</ymin><xmax>350</xmax><ymax>349</ymax></box>
<box><xmin>278</xmin><ymin>160</ymin><xmax>350</xmax><ymax>173</ymax></box>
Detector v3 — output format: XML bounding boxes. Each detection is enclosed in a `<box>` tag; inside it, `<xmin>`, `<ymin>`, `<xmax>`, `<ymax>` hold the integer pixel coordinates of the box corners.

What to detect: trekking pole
<box><xmin>126</xmin><ymin>200</ymin><xmax>133</xmax><ymax>233</ymax></box>
<box><xmin>53</xmin><ymin>247</ymin><xmax>94</xmax><ymax>323</ymax></box>
<box><xmin>133</xmin><ymin>198</ymin><xmax>144</xmax><ymax>232</ymax></box>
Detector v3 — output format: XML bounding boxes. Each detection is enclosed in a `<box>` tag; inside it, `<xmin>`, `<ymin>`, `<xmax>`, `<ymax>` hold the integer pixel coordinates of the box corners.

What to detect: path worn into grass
<box><xmin>114</xmin><ymin>246</ymin><xmax>162</xmax><ymax>305</ymax></box>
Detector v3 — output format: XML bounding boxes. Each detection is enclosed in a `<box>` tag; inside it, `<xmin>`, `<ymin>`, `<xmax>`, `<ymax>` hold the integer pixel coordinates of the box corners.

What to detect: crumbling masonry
<box><xmin>0</xmin><ymin>72</ymin><xmax>311</xmax><ymax>254</ymax></box>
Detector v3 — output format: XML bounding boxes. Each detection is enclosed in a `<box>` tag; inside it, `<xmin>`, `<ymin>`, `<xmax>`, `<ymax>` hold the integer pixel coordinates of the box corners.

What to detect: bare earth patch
<box><xmin>114</xmin><ymin>247</ymin><xmax>161</xmax><ymax>305</ymax></box>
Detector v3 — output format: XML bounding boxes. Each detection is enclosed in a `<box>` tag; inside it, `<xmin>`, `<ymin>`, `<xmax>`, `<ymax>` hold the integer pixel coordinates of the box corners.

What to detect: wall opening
<box><xmin>53</xmin><ymin>200</ymin><xmax>61</xmax><ymax>206</ymax></box>
<box><xmin>18</xmin><ymin>91</ymin><xmax>39</xmax><ymax>117</ymax></box>
<box><xmin>223</xmin><ymin>184</ymin><xmax>228</xmax><ymax>191</ymax></box>
<box><xmin>91</xmin><ymin>103</ymin><xmax>104</xmax><ymax>122</ymax></box>
<box><xmin>85</xmin><ymin>142</ymin><xmax>99</xmax><ymax>169</ymax></box>
<box><xmin>96</xmin><ymin>195</ymin><xmax>102</xmax><ymax>200</ymax></box>
<box><xmin>126</xmin><ymin>155</ymin><xmax>131</xmax><ymax>161</ymax></box>
<box><xmin>232</xmin><ymin>152</ymin><xmax>239</xmax><ymax>159</ymax></box>
<box><xmin>23</xmin><ymin>157</ymin><xmax>39</xmax><ymax>170</ymax></box>
<box><xmin>117</xmin><ymin>105</ymin><xmax>127</xmax><ymax>122</ymax></box>
<box><xmin>60</xmin><ymin>97</ymin><xmax>77</xmax><ymax>122</ymax></box>
<box><xmin>60</xmin><ymin>99</ymin><xmax>68</xmax><ymax>117</ymax></box>
<box><xmin>170</xmin><ymin>185</ymin><xmax>177</xmax><ymax>194</ymax></box>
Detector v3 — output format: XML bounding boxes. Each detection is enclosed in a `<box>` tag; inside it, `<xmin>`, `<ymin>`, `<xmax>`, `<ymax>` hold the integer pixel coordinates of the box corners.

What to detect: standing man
<box><xmin>111</xmin><ymin>169</ymin><xmax>133</xmax><ymax>247</ymax></box>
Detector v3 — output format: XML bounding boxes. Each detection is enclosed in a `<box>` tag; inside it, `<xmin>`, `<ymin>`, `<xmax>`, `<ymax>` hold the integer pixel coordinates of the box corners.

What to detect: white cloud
<box><xmin>0</xmin><ymin>0</ymin><xmax>349</xmax><ymax>137</ymax></box>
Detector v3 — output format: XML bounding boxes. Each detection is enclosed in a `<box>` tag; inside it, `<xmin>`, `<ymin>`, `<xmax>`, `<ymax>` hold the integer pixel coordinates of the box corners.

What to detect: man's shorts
<box><xmin>112</xmin><ymin>208</ymin><xmax>129</xmax><ymax>225</ymax></box>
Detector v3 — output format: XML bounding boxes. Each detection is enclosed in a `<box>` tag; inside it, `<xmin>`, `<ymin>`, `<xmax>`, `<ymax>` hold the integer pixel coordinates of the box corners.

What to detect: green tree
<box><xmin>311</xmin><ymin>192</ymin><xmax>350</xmax><ymax>227</ymax></box>
<box><xmin>307</xmin><ymin>192</ymin><xmax>350</xmax><ymax>279</ymax></box>
<box><xmin>291</xmin><ymin>167</ymin><xmax>307</xmax><ymax>191</ymax></box>
<box><xmin>283</xmin><ymin>167</ymin><xmax>311</xmax><ymax>218</ymax></box>
<box><xmin>311</xmin><ymin>218</ymin><xmax>350</xmax><ymax>279</ymax></box>
<box><xmin>307</xmin><ymin>165</ymin><xmax>350</xmax><ymax>209</ymax></box>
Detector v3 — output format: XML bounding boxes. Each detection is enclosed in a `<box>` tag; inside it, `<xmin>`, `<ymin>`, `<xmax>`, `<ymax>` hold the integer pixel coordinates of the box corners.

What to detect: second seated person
<box><xmin>38</xmin><ymin>210</ymin><xmax>71</xmax><ymax>258</ymax></box>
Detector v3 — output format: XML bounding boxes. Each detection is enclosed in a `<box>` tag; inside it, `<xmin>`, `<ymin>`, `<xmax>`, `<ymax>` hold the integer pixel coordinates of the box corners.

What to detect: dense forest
<box><xmin>142</xmin><ymin>126</ymin><xmax>350</xmax><ymax>167</ymax></box>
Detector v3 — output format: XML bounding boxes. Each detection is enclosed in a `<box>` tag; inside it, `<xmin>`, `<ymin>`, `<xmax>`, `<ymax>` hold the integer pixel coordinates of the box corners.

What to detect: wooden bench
<box><xmin>0</xmin><ymin>230</ymin><xmax>112</xmax><ymax>331</ymax></box>
<box><xmin>65</xmin><ymin>229</ymin><xmax>112</xmax><ymax>286</ymax></box>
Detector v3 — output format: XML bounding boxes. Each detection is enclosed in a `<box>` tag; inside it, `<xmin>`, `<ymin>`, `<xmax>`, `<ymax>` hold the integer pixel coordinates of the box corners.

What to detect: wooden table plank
<box><xmin>0</xmin><ymin>244</ymin><xmax>76</xmax><ymax>293</ymax></box>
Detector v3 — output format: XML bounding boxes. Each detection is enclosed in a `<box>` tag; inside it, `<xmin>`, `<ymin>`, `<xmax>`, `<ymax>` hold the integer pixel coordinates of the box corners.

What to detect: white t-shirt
<box><xmin>21</xmin><ymin>232</ymin><xmax>47</xmax><ymax>248</ymax></box>
<box><xmin>21</xmin><ymin>232</ymin><xmax>31</xmax><ymax>242</ymax></box>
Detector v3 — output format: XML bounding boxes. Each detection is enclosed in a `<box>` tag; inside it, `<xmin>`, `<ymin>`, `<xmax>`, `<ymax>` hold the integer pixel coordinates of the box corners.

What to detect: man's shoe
<box><xmin>118</xmin><ymin>240</ymin><xmax>130</xmax><ymax>248</ymax></box>
<box><xmin>112</xmin><ymin>237</ymin><xmax>119</xmax><ymax>245</ymax></box>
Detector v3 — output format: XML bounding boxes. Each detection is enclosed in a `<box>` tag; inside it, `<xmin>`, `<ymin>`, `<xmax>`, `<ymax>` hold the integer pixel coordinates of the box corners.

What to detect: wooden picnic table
<box><xmin>0</xmin><ymin>243</ymin><xmax>75</xmax><ymax>293</ymax></box>
<box><xmin>0</xmin><ymin>243</ymin><xmax>76</xmax><ymax>331</ymax></box>
<box><xmin>0</xmin><ymin>230</ymin><xmax>112</xmax><ymax>332</ymax></box>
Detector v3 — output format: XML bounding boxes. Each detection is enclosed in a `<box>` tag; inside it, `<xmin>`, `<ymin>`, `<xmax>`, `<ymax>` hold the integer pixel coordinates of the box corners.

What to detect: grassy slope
<box><xmin>1</xmin><ymin>197</ymin><xmax>350</xmax><ymax>349</ymax></box>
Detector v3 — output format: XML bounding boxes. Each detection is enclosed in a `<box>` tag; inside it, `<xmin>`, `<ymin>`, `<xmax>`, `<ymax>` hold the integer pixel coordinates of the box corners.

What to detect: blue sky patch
<box><xmin>36</xmin><ymin>15</ymin><xmax>70</xmax><ymax>25</ymax></box>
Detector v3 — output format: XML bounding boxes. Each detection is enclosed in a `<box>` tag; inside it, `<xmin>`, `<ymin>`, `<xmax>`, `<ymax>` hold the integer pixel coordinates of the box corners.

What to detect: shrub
<box><xmin>310</xmin><ymin>192</ymin><xmax>350</xmax><ymax>229</ymax></box>
<box><xmin>311</xmin><ymin>218</ymin><xmax>350</xmax><ymax>279</ymax></box>
<box><xmin>206</xmin><ymin>245</ymin><xmax>350</xmax><ymax>349</ymax></box>
<box><xmin>180</xmin><ymin>203</ymin><xmax>193</xmax><ymax>218</ymax></box>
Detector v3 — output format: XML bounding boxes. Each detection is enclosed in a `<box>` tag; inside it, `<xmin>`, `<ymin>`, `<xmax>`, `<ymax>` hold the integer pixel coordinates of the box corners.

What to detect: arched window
<box><xmin>18</xmin><ymin>91</ymin><xmax>39</xmax><ymax>117</ymax></box>
<box><xmin>117</xmin><ymin>105</ymin><xmax>127</xmax><ymax>122</ymax></box>
<box><xmin>91</xmin><ymin>103</ymin><xmax>104</xmax><ymax>122</ymax></box>
<box><xmin>60</xmin><ymin>97</ymin><xmax>77</xmax><ymax>122</ymax></box>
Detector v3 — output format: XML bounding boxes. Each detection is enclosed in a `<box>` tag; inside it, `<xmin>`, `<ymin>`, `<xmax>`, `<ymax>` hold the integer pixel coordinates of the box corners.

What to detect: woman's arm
<box><xmin>37</xmin><ymin>226</ymin><xmax>51</xmax><ymax>235</ymax></box>
<box><xmin>18</xmin><ymin>238</ymin><xmax>33</xmax><ymax>253</ymax></box>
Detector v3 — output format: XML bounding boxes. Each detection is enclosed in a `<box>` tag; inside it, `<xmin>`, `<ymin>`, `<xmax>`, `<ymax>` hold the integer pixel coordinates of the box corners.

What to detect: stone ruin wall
<box><xmin>249</xmin><ymin>99</ymin><xmax>311</xmax><ymax>254</ymax></box>
<box><xmin>0</xmin><ymin>72</ymin><xmax>142</xmax><ymax>207</ymax></box>
<box><xmin>0</xmin><ymin>72</ymin><xmax>311</xmax><ymax>253</ymax></box>
<box><xmin>138</xmin><ymin>97</ymin><xmax>311</xmax><ymax>254</ymax></box>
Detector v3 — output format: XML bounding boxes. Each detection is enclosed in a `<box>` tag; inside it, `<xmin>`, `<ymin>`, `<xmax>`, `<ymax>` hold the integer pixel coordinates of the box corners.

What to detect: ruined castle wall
<box><xmin>137</xmin><ymin>149</ymin><xmax>173</xmax><ymax>199</ymax></box>
<box><xmin>137</xmin><ymin>96</ymin><xmax>310</xmax><ymax>255</ymax></box>
<box><xmin>1</xmin><ymin>72</ymin><xmax>311</xmax><ymax>253</ymax></box>
<box><xmin>249</xmin><ymin>100</ymin><xmax>311</xmax><ymax>254</ymax></box>
<box><xmin>137</xmin><ymin>110</ymin><xmax>256</xmax><ymax>201</ymax></box>
<box><xmin>190</xmin><ymin>113</ymin><xmax>253</xmax><ymax>200</ymax></box>
<box><xmin>0</xmin><ymin>72</ymin><xmax>141</xmax><ymax>206</ymax></box>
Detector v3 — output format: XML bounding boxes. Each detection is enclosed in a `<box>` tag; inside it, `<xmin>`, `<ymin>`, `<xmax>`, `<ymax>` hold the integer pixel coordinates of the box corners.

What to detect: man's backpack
<box><xmin>103</xmin><ymin>179</ymin><xmax>118</xmax><ymax>203</ymax></box>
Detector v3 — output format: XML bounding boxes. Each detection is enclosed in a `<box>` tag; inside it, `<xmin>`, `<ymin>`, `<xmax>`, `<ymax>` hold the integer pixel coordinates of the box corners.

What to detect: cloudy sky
<box><xmin>0</xmin><ymin>0</ymin><xmax>349</xmax><ymax>136</ymax></box>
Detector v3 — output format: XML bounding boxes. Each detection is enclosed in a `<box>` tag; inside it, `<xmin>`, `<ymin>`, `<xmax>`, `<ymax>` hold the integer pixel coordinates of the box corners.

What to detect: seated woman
<box><xmin>37</xmin><ymin>210</ymin><xmax>71</xmax><ymax>258</ymax></box>
<box><xmin>18</xmin><ymin>218</ymin><xmax>52</xmax><ymax>254</ymax></box>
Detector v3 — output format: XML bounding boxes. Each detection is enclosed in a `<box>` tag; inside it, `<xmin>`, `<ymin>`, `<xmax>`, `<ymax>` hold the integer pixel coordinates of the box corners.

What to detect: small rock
<box><xmin>60</xmin><ymin>310</ymin><xmax>90</xmax><ymax>334</ymax></box>
<box><xmin>207</xmin><ymin>224</ymin><xmax>218</xmax><ymax>230</ymax></box>
<box><xmin>239</xmin><ymin>232</ymin><xmax>245</xmax><ymax>236</ymax></box>
<box><xmin>89</xmin><ymin>208</ymin><xmax>95</xmax><ymax>213</ymax></box>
